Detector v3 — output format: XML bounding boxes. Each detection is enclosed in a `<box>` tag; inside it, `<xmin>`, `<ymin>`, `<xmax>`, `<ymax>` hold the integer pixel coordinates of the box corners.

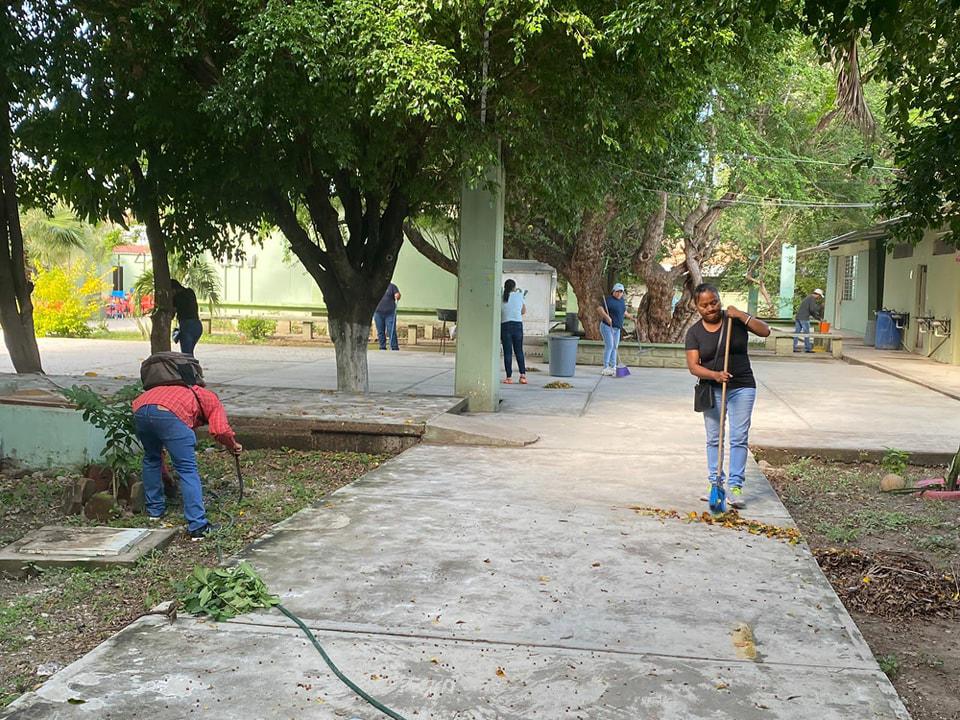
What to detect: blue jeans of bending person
<box><xmin>702</xmin><ymin>386</ymin><xmax>756</xmax><ymax>490</ymax></box>
<box><xmin>134</xmin><ymin>405</ymin><xmax>209</xmax><ymax>532</ymax></box>
<box><xmin>500</xmin><ymin>321</ymin><xmax>526</xmax><ymax>378</ymax></box>
<box><xmin>599</xmin><ymin>323</ymin><xmax>621</xmax><ymax>368</ymax></box>
<box><xmin>178</xmin><ymin>319</ymin><xmax>204</xmax><ymax>356</ymax></box>
<box><xmin>793</xmin><ymin>319</ymin><xmax>812</xmax><ymax>352</ymax></box>
<box><xmin>374</xmin><ymin>310</ymin><xmax>399</xmax><ymax>350</ymax></box>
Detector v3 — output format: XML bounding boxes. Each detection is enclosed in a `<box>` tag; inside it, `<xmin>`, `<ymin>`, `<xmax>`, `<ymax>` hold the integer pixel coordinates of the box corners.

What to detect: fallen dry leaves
<box><xmin>814</xmin><ymin>548</ymin><xmax>960</xmax><ymax>619</ymax></box>
<box><xmin>628</xmin><ymin>505</ymin><xmax>802</xmax><ymax>544</ymax></box>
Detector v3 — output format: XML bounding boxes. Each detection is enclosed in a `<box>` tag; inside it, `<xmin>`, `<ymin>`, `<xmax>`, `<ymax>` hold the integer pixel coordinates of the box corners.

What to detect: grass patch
<box><xmin>877</xmin><ymin>653</ymin><xmax>900</xmax><ymax>679</ymax></box>
<box><xmin>0</xmin><ymin>447</ymin><xmax>388</xmax><ymax>708</ymax></box>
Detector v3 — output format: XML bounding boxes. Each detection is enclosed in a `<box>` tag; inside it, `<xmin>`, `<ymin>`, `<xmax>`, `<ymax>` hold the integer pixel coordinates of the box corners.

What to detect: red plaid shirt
<box><xmin>132</xmin><ymin>385</ymin><xmax>238</xmax><ymax>451</ymax></box>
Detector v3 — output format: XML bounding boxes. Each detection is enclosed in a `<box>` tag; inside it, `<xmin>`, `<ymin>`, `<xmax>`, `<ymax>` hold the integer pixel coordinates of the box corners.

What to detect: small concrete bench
<box><xmin>772</xmin><ymin>331</ymin><xmax>843</xmax><ymax>358</ymax></box>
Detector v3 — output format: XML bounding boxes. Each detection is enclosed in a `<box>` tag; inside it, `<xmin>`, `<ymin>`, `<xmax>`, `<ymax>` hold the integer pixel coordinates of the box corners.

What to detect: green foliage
<box><xmin>237</xmin><ymin>316</ymin><xmax>276</xmax><ymax>341</ymax></box>
<box><xmin>876</xmin><ymin>653</ymin><xmax>899</xmax><ymax>679</ymax></box>
<box><xmin>62</xmin><ymin>383</ymin><xmax>143</xmax><ymax>488</ymax></box>
<box><xmin>132</xmin><ymin>252</ymin><xmax>222</xmax><ymax>315</ymax></box>
<box><xmin>32</xmin><ymin>264</ymin><xmax>103</xmax><ymax>337</ymax></box>
<box><xmin>803</xmin><ymin>0</ymin><xmax>960</xmax><ymax>243</ymax></box>
<box><xmin>177</xmin><ymin>562</ymin><xmax>279</xmax><ymax>621</ymax></box>
<box><xmin>881</xmin><ymin>448</ymin><xmax>910</xmax><ymax>477</ymax></box>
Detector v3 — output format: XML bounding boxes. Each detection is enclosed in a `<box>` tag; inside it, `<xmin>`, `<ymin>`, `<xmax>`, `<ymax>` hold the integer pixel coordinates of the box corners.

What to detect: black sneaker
<box><xmin>189</xmin><ymin>523</ymin><xmax>221</xmax><ymax>541</ymax></box>
<box><xmin>147</xmin><ymin>512</ymin><xmax>167</xmax><ymax>521</ymax></box>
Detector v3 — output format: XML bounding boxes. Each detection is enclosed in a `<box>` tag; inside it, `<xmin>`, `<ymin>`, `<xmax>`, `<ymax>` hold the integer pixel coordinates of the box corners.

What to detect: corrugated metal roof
<box><xmin>799</xmin><ymin>216</ymin><xmax>906</xmax><ymax>255</ymax></box>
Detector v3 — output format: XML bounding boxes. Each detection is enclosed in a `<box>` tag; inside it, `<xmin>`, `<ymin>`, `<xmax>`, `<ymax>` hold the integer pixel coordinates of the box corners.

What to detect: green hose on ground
<box><xmin>276</xmin><ymin>604</ymin><xmax>410</xmax><ymax>720</ymax></box>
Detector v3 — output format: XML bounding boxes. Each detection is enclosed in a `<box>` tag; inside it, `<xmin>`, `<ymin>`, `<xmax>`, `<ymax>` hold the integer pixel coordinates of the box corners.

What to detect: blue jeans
<box><xmin>702</xmin><ymin>386</ymin><xmax>756</xmax><ymax>490</ymax></box>
<box><xmin>599</xmin><ymin>323</ymin><xmax>621</xmax><ymax>367</ymax></box>
<box><xmin>178</xmin><ymin>319</ymin><xmax>203</xmax><ymax>356</ymax></box>
<box><xmin>500</xmin><ymin>321</ymin><xmax>526</xmax><ymax>378</ymax></box>
<box><xmin>374</xmin><ymin>311</ymin><xmax>399</xmax><ymax>350</ymax></box>
<box><xmin>794</xmin><ymin>319</ymin><xmax>812</xmax><ymax>352</ymax></box>
<box><xmin>134</xmin><ymin>405</ymin><xmax>209</xmax><ymax>532</ymax></box>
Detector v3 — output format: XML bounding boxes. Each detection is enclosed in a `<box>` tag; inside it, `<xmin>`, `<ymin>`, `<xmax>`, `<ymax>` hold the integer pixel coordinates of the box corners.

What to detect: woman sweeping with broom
<box><xmin>685</xmin><ymin>284</ymin><xmax>770</xmax><ymax>510</ymax></box>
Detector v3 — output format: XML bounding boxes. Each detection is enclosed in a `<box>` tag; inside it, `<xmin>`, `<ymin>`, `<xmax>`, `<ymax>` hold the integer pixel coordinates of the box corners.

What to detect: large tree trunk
<box><xmin>0</xmin><ymin>102</ymin><xmax>43</xmax><ymax>373</ymax></box>
<box><xmin>524</xmin><ymin>202</ymin><xmax>616</xmax><ymax>341</ymax></box>
<box><xmin>131</xmin><ymin>162</ymin><xmax>173</xmax><ymax>354</ymax></box>
<box><xmin>268</xmin><ymin>168</ymin><xmax>409</xmax><ymax>392</ymax></box>
<box><xmin>564</xmin><ymin>207</ymin><xmax>613</xmax><ymax>340</ymax></box>
<box><xmin>328</xmin><ymin>315</ymin><xmax>371</xmax><ymax>393</ymax></box>
<box><xmin>633</xmin><ymin>189</ymin><xmax>741</xmax><ymax>342</ymax></box>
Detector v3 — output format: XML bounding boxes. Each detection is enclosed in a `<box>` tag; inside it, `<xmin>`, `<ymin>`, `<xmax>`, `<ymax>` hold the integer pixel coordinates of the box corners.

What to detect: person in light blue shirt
<box><xmin>500</xmin><ymin>279</ymin><xmax>527</xmax><ymax>384</ymax></box>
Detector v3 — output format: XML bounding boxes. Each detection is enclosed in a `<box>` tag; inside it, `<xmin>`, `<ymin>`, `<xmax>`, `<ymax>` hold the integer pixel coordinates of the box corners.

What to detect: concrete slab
<box><xmin>2</xmin><ymin>615</ymin><xmax>908</xmax><ymax>720</ymax></box>
<box><xmin>0</xmin><ymin>336</ymin><xmax>946</xmax><ymax>718</ymax></box>
<box><xmin>0</xmin><ymin>526</ymin><xmax>179</xmax><ymax>577</ymax></box>
<box><xmin>423</xmin><ymin>413</ymin><xmax>540</xmax><ymax>447</ymax></box>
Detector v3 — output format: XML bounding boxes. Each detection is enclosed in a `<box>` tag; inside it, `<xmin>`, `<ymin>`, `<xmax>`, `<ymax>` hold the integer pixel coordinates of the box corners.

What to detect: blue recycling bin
<box><xmin>875</xmin><ymin>311</ymin><xmax>901</xmax><ymax>350</ymax></box>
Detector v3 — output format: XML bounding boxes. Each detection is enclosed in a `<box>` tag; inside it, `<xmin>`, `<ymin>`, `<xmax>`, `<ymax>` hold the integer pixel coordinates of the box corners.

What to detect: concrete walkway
<box><xmin>2</xmin><ymin>353</ymin><xmax>917</xmax><ymax>718</ymax></box>
<box><xmin>843</xmin><ymin>343</ymin><xmax>960</xmax><ymax>402</ymax></box>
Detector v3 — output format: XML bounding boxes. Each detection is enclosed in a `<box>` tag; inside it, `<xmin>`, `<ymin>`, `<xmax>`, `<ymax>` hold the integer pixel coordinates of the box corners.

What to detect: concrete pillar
<box><xmin>778</xmin><ymin>244</ymin><xmax>796</xmax><ymax>318</ymax></box>
<box><xmin>747</xmin><ymin>286</ymin><xmax>759</xmax><ymax>316</ymax></box>
<box><xmin>454</xmin><ymin>153</ymin><xmax>504</xmax><ymax>412</ymax></box>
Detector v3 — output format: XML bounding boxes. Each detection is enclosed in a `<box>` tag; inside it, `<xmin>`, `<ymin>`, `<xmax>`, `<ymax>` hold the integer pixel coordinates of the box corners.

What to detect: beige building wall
<box><xmin>883</xmin><ymin>231</ymin><xmax>960</xmax><ymax>364</ymax></box>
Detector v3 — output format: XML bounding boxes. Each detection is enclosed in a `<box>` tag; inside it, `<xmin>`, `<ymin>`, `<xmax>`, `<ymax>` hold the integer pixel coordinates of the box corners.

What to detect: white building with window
<box><xmin>809</xmin><ymin>219</ymin><xmax>960</xmax><ymax>365</ymax></box>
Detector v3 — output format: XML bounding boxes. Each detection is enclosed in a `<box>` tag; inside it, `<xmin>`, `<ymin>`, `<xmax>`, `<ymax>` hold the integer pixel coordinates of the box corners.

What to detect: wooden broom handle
<box><xmin>717</xmin><ymin>315</ymin><xmax>734</xmax><ymax>480</ymax></box>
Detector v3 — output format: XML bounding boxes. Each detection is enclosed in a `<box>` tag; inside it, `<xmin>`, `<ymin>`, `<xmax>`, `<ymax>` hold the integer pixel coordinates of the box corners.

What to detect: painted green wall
<box><xmin>118</xmin><ymin>234</ymin><xmax>458</xmax><ymax>314</ymax></box>
<box><xmin>828</xmin><ymin>240</ymin><xmax>871</xmax><ymax>335</ymax></box>
<box><xmin>0</xmin><ymin>404</ymin><xmax>106</xmax><ymax>469</ymax></box>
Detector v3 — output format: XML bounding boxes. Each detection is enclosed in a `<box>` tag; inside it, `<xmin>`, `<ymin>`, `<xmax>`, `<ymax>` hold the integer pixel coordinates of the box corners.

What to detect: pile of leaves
<box><xmin>630</xmin><ymin>505</ymin><xmax>802</xmax><ymax>544</ymax></box>
<box><xmin>544</xmin><ymin>381</ymin><xmax>573</xmax><ymax>389</ymax></box>
<box><xmin>177</xmin><ymin>562</ymin><xmax>279</xmax><ymax>621</ymax></box>
<box><xmin>814</xmin><ymin>548</ymin><xmax>960</xmax><ymax>620</ymax></box>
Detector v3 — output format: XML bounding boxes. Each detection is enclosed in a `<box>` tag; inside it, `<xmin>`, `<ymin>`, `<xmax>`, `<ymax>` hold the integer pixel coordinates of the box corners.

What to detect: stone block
<box><xmin>663</xmin><ymin>357</ymin><xmax>687</xmax><ymax>368</ymax></box>
<box><xmin>129</xmin><ymin>481</ymin><xmax>146</xmax><ymax>513</ymax></box>
<box><xmin>85</xmin><ymin>464</ymin><xmax>114</xmax><ymax>492</ymax></box>
<box><xmin>60</xmin><ymin>478</ymin><xmax>89</xmax><ymax>516</ymax></box>
<box><xmin>84</xmin><ymin>492</ymin><xmax>119</xmax><ymax>523</ymax></box>
<box><xmin>424</xmin><ymin>324</ymin><xmax>434</xmax><ymax>340</ymax></box>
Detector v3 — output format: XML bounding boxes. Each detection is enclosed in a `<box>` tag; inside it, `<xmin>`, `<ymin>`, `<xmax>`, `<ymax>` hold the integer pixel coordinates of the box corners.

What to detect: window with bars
<box><xmin>842</xmin><ymin>255</ymin><xmax>857</xmax><ymax>301</ymax></box>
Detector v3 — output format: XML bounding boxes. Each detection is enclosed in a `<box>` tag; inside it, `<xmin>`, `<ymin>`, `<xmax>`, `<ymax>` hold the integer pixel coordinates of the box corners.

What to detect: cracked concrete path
<box><xmin>2</xmin><ymin>360</ymin><xmax>914</xmax><ymax>719</ymax></box>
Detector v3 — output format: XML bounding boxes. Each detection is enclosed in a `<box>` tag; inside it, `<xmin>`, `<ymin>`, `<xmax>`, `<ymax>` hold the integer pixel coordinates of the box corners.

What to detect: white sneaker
<box><xmin>601</xmin><ymin>367</ymin><xmax>614</xmax><ymax>376</ymax></box>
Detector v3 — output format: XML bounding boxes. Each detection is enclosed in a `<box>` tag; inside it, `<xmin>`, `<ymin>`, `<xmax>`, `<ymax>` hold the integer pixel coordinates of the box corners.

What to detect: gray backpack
<box><xmin>140</xmin><ymin>352</ymin><xmax>206</xmax><ymax>390</ymax></box>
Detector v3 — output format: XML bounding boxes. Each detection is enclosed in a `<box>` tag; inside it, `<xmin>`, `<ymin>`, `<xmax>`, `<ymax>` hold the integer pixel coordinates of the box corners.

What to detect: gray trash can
<box><xmin>548</xmin><ymin>334</ymin><xmax>579</xmax><ymax>377</ymax></box>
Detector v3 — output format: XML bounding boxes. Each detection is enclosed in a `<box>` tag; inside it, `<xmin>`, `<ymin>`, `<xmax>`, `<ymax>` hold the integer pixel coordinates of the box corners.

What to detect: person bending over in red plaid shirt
<box><xmin>132</xmin><ymin>384</ymin><xmax>242</xmax><ymax>539</ymax></box>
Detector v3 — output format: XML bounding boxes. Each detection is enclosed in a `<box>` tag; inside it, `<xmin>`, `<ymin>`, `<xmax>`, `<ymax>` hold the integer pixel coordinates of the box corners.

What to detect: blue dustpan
<box><xmin>709</xmin><ymin>482</ymin><xmax>726</xmax><ymax>513</ymax></box>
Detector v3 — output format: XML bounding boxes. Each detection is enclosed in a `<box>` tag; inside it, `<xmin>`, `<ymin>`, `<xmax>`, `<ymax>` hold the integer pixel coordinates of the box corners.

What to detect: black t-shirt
<box><xmin>684</xmin><ymin>315</ymin><xmax>756</xmax><ymax>389</ymax></box>
<box><xmin>173</xmin><ymin>288</ymin><xmax>200</xmax><ymax>322</ymax></box>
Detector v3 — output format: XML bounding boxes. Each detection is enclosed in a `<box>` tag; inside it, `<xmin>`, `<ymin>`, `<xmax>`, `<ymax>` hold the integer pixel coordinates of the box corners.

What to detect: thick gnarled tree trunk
<box><xmin>633</xmin><ymin>188</ymin><xmax>741</xmax><ymax>343</ymax></box>
<box><xmin>0</xmin><ymin>104</ymin><xmax>43</xmax><ymax>374</ymax></box>
<box><xmin>269</xmin><ymin>169</ymin><xmax>409</xmax><ymax>393</ymax></box>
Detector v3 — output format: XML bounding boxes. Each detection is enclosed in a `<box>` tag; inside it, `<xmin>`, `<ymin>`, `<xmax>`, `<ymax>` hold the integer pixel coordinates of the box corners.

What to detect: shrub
<box><xmin>881</xmin><ymin>447</ymin><xmax>910</xmax><ymax>477</ymax></box>
<box><xmin>63</xmin><ymin>382</ymin><xmax>143</xmax><ymax>493</ymax></box>
<box><xmin>33</xmin><ymin>265</ymin><xmax>103</xmax><ymax>337</ymax></box>
<box><xmin>237</xmin><ymin>316</ymin><xmax>276</xmax><ymax>340</ymax></box>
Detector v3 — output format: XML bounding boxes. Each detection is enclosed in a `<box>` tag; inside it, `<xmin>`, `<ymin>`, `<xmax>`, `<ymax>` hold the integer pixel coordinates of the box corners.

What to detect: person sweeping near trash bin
<box><xmin>685</xmin><ymin>284</ymin><xmax>769</xmax><ymax>510</ymax></box>
<box><xmin>132</xmin><ymin>352</ymin><xmax>242</xmax><ymax>539</ymax></box>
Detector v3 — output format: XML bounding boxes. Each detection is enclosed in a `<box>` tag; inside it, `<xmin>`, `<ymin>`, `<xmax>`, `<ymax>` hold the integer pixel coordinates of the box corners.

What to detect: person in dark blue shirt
<box><xmin>373</xmin><ymin>283</ymin><xmax>400</xmax><ymax>350</ymax></box>
<box><xmin>374</xmin><ymin>282</ymin><xmax>401</xmax><ymax>350</ymax></box>
<box><xmin>597</xmin><ymin>283</ymin><xmax>633</xmax><ymax>375</ymax></box>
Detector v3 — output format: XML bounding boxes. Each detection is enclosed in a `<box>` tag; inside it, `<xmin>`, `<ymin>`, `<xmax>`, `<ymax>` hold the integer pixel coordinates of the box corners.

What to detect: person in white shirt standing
<box><xmin>501</xmin><ymin>279</ymin><xmax>527</xmax><ymax>384</ymax></box>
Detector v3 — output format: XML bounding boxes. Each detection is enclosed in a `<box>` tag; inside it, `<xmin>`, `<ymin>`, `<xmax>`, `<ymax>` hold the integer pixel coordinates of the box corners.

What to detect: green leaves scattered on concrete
<box><xmin>177</xmin><ymin>562</ymin><xmax>279</xmax><ymax>621</ymax></box>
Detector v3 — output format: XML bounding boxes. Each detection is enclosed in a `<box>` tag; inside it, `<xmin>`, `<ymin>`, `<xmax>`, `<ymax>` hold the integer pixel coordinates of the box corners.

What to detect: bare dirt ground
<box><xmin>0</xmin><ymin>448</ymin><xmax>388</xmax><ymax>707</ymax></box>
<box><xmin>764</xmin><ymin>456</ymin><xmax>960</xmax><ymax>720</ymax></box>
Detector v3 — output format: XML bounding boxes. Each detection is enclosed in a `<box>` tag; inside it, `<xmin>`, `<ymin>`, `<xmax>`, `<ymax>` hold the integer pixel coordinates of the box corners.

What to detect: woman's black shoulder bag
<box><xmin>693</xmin><ymin>318</ymin><xmax>726</xmax><ymax>412</ymax></box>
